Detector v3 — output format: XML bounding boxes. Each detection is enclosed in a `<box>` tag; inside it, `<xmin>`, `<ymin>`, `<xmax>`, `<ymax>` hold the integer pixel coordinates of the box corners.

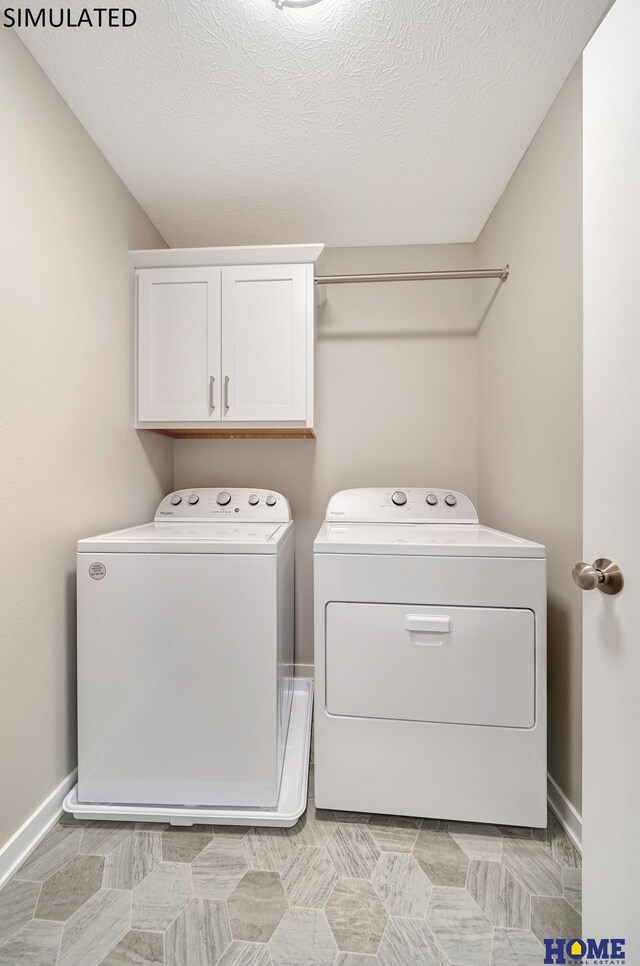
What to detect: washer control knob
<box><xmin>187</xmin><ymin>494</ymin><xmax>199</xmax><ymax>505</ymax></box>
<box><xmin>392</xmin><ymin>491</ymin><xmax>408</xmax><ymax>506</ymax></box>
<box><xmin>248</xmin><ymin>494</ymin><xmax>260</xmax><ymax>506</ymax></box>
<box><xmin>444</xmin><ymin>494</ymin><xmax>458</xmax><ymax>507</ymax></box>
<box><xmin>266</xmin><ymin>495</ymin><xmax>277</xmax><ymax>507</ymax></box>
<box><xmin>170</xmin><ymin>494</ymin><xmax>182</xmax><ymax>506</ymax></box>
<box><xmin>426</xmin><ymin>493</ymin><xmax>438</xmax><ymax>506</ymax></box>
<box><xmin>216</xmin><ymin>491</ymin><xmax>232</xmax><ymax>506</ymax></box>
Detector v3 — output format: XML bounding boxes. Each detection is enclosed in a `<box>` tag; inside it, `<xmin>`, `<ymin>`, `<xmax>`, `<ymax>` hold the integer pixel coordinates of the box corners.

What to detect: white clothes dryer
<box><xmin>68</xmin><ymin>488</ymin><xmax>312</xmax><ymax>827</ymax></box>
<box><xmin>314</xmin><ymin>487</ymin><xmax>547</xmax><ymax>828</ymax></box>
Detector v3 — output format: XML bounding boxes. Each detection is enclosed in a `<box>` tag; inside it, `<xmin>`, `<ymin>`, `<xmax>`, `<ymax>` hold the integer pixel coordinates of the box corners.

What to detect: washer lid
<box><xmin>314</xmin><ymin>523</ymin><xmax>545</xmax><ymax>557</ymax></box>
<box><xmin>78</xmin><ymin>521</ymin><xmax>291</xmax><ymax>554</ymax></box>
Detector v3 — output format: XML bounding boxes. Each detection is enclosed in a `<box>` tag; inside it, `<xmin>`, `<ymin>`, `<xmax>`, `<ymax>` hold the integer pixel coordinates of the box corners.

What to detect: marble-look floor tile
<box><xmin>367</xmin><ymin>816</ymin><xmax>420</xmax><ymax>853</ymax></box>
<box><xmin>324</xmin><ymin>879</ymin><xmax>387</xmax><ymax>955</ymax></box>
<box><xmin>303</xmin><ymin>806</ymin><xmax>338</xmax><ymax>847</ymax></box>
<box><xmin>58</xmin><ymin>814</ymin><xmax>88</xmax><ymax>828</ymax></box>
<box><xmin>35</xmin><ymin>853</ymin><xmax>105</xmax><ymax>922</ymax></box>
<box><xmin>57</xmin><ymin>888</ymin><xmax>131</xmax><ymax>966</ymax></box>
<box><xmin>502</xmin><ymin>839</ymin><xmax>563</xmax><ymax>898</ymax></box>
<box><xmin>161</xmin><ymin>828</ymin><xmax>214</xmax><ymax>865</ymax></box>
<box><xmin>244</xmin><ymin>828</ymin><xmax>294</xmax><ymax>873</ymax></box>
<box><xmin>100</xmin><ymin>929</ymin><xmax>164</xmax><ymax>965</ymax></box>
<box><xmin>104</xmin><ymin>832</ymin><xmax>162</xmax><ymax>891</ymax></box>
<box><xmin>165</xmin><ymin>897</ymin><xmax>231</xmax><ymax>966</ymax></box>
<box><xmin>413</xmin><ymin>831</ymin><xmax>469</xmax><ymax>888</ymax></box>
<box><xmin>217</xmin><ymin>941</ymin><xmax>272</xmax><ymax>966</ymax></box>
<box><xmin>16</xmin><ymin>825</ymin><xmax>83</xmax><ymax>882</ymax></box>
<box><xmin>491</xmin><ymin>928</ymin><xmax>545</xmax><ymax>966</ymax></box>
<box><xmin>269</xmin><ymin>908</ymin><xmax>337</xmax><ymax>966</ymax></box>
<box><xmin>421</xmin><ymin>819</ymin><xmax>447</xmax><ymax>830</ymax></box>
<box><xmin>0</xmin><ymin>877</ymin><xmax>41</xmax><ymax>945</ymax></box>
<box><xmin>135</xmin><ymin>823</ymin><xmax>168</xmax><ymax>832</ymax></box>
<box><xmin>447</xmin><ymin>824</ymin><xmax>503</xmax><ymax>862</ymax></box>
<box><xmin>280</xmin><ymin>846</ymin><xmax>337</xmax><ymax>909</ymax></box>
<box><xmin>131</xmin><ymin>861</ymin><xmax>192</xmax><ymax>931</ymax></box>
<box><xmin>0</xmin><ymin>918</ymin><xmax>63</xmax><ymax>966</ymax></box>
<box><xmin>335</xmin><ymin>955</ymin><xmax>380</xmax><ymax>966</ymax></box>
<box><xmin>563</xmin><ymin>866</ymin><xmax>581</xmax><ymax>914</ymax></box>
<box><xmin>371</xmin><ymin>852</ymin><xmax>431</xmax><ymax>919</ymax></box>
<box><xmin>333</xmin><ymin>811</ymin><xmax>370</xmax><ymax>824</ymax></box>
<box><xmin>192</xmin><ymin>839</ymin><xmax>248</xmax><ymax>900</ymax></box>
<box><xmin>496</xmin><ymin>826</ymin><xmax>532</xmax><ymax>839</ymax></box>
<box><xmin>533</xmin><ymin>813</ymin><xmax>582</xmax><ymax>870</ymax></box>
<box><xmin>326</xmin><ymin>824</ymin><xmax>380</xmax><ymax>880</ymax></box>
<box><xmin>377</xmin><ymin>916</ymin><xmax>449</xmax><ymax>966</ymax></box>
<box><xmin>467</xmin><ymin>860</ymin><xmax>530</xmax><ymax>928</ymax></box>
<box><xmin>425</xmin><ymin>887</ymin><xmax>493</xmax><ymax>966</ymax></box>
<box><xmin>530</xmin><ymin>895</ymin><xmax>581</xmax><ymax>946</ymax></box>
<box><xmin>80</xmin><ymin>823</ymin><xmax>134</xmax><ymax>857</ymax></box>
<box><xmin>227</xmin><ymin>871</ymin><xmax>288</xmax><ymax>943</ymax></box>
<box><xmin>285</xmin><ymin>810</ymin><xmax>318</xmax><ymax>848</ymax></box>
<box><xmin>214</xmin><ymin>827</ymin><xmax>250</xmax><ymax>841</ymax></box>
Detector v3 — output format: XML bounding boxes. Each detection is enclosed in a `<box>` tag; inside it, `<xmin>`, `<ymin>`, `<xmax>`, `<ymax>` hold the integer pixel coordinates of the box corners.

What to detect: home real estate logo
<box><xmin>543</xmin><ymin>937</ymin><xmax>626</xmax><ymax>964</ymax></box>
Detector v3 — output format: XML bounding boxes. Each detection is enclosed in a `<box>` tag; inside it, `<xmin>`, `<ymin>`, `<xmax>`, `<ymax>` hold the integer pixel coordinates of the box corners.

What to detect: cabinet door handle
<box><xmin>404</xmin><ymin>615</ymin><xmax>451</xmax><ymax>633</ymax></box>
<box><xmin>224</xmin><ymin>375</ymin><xmax>230</xmax><ymax>412</ymax></box>
<box><xmin>209</xmin><ymin>375</ymin><xmax>215</xmax><ymax>411</ymax></box>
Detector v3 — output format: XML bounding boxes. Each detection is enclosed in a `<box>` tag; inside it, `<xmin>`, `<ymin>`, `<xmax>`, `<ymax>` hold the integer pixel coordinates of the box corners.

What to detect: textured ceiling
<box><xmin>16</xmin><ymin>0</ymin><xmax>608</xmax><ymax>247</ymax></box>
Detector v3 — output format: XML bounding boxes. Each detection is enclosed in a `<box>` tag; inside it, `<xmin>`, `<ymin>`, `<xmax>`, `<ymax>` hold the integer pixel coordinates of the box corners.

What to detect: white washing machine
<box><xmin>314</xmin><ymin>487</ymin><xmax>547</xmax><ymax>828</ymax></box>
<box><xmin>70</xmin><ymin>488</ymin><xmax>310</xmax><ymax>825</ymax></box>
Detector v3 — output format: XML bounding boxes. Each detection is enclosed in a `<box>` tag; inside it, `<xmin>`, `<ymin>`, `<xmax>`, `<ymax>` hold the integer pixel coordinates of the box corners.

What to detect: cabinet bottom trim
<box><xmin>144</xmin><ymin>428</ymin><xmax>316</xmax><ymax>440</ymax></box>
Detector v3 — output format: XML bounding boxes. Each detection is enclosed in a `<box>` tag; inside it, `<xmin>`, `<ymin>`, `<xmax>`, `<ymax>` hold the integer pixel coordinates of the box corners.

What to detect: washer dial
<box><xmin>216</xmin><ymin>491</ymin><xmax>232</xmax><ymax>506</ymax></box>
<box><xmin>392</xmin><ymin>491</ymin><xmax>408</xmax><ymax>506</ymax></box>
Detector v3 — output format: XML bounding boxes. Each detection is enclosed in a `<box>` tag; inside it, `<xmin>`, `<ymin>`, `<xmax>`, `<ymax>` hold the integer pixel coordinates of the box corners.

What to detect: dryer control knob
<box><xmin>248</xmin><ymin>494</ymin><xmax>260</xmax><ymax>506</ymax></box>
<box><xmin>266</xmin><ymin>495</ymin><xmax>277</xmax><ymax>507</ymax></box>
<box><xmin>187</xmin><ymin>494</ymin><xmax>200</xmax><ymax>505</ymax></box>
<box><xmin>170</xmin><ymin>494</ymin><xmax>182</xmax><ymax>506</ymax></box>
<box><xmin>426</xmin><ymin>493</ymin><xmax>438</xmax><ymax>506</ymax></box>
<box><xmin>392</xmin><ymin>491</ymin><xmax>408</xmax><ymax>506</ymax></box>
<box><xmin>216</xmin><ymin>492</ymin><xmax>232</xmax><ymax>506</ymax></box>
<box><xmin>444</xmin><ymin>494</ymin><xmax>458</xmax><ymax>507</ymax></box>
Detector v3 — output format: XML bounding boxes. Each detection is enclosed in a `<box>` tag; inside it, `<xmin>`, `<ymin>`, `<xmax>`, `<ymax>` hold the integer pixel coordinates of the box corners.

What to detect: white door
<box><xmin>138</xmin><ymin>267</ymin><xmax>221</xmax><ymax>421</ymax></box>
<box><xmin>221</xmin><ymin>264</ymin><xmax>309</xmax><ymax>422</ymax></box>
<box><xmin>582</xmin><ymin>0</ymin><xmax>640</xmax><ymax>956</ymax></box>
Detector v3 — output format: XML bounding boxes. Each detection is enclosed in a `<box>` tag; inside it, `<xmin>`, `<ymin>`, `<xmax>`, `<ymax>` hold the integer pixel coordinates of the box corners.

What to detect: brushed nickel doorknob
<box><xmin>572</xmin><ymin>558</ymin><xmax>624</xmax><ymax>596</ymax></box>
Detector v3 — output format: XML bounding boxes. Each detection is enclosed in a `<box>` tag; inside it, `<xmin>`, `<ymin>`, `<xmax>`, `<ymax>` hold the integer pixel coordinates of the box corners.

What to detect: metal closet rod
<box><xmin>314</xmin><ymin>265</ymin><xmax>510</xmax><ymax>285</ymax></box>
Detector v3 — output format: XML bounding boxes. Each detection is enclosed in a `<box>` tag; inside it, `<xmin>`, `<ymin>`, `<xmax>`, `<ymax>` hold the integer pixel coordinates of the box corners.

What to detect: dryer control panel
<box><xmin>155</xmin><ymin>488</ymin><xmax>291</xmax><ymax>522</ymax></box>
<box><xmin>325</xmin><ymin>488</ymin><xmax>478</xmax><ymax>524</ymax></box>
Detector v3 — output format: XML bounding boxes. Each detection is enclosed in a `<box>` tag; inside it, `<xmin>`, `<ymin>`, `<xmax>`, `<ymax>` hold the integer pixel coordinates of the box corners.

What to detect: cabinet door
<box><xmin>138</xmin><ymin>267</ymin><xmax>221</xmax><ymax>422</ymax></box>
<box><xmin>221</xmin><ymin>264</ymin><xmax>309</xmax><ymax>422</ymax></box>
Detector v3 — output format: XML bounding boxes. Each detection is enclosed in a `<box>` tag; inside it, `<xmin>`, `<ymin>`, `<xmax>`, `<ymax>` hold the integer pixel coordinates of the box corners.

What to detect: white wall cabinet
<box><xmin>132</xmin><ymin>245</ymin><xmax>322</xmax><ymax>437</ymax></box>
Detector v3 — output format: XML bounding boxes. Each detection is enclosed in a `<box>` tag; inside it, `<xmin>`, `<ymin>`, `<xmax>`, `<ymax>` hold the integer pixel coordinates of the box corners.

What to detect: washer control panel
<box><xmin>155</xmin><ymin>489</ymin><xmax>291</xmax><ymax>522</ymax></box>
<box><xmin>325</xmin><ymin>488</ymin><xmax>478</xmax><ymax>524</ymax></box>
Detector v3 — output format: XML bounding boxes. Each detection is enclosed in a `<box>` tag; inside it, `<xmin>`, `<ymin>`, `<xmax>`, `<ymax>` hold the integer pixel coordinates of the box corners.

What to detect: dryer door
<box><xmin>325</xmin><ymin>603</ymin><xmax>535</xmax><ymax>728</ymax></box>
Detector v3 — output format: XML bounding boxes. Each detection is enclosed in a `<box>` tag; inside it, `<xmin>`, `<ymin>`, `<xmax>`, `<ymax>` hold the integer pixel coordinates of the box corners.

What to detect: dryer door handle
<box><xmin>404</xmin><ymin>615</ymin><xmax>451</xmax><ymax>636</ymax></box>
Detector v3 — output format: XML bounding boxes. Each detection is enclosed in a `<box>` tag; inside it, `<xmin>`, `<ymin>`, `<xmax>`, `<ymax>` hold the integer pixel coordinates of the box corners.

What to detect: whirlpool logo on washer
<box><xmin>88</xmin><ymin>562</ymin><xmax>107</xmax><ymax>580</ymax></box>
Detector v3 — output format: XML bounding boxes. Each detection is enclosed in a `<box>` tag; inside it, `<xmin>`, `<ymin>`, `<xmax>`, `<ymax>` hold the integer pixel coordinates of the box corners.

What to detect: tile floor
<box><xmin>0</xmin><ymin>769</ymin><xmax>581</xmax><ymax>966</ymax></box>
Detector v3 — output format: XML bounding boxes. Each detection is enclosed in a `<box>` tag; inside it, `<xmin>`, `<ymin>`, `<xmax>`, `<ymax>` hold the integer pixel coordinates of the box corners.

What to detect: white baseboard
<box><xmin>0</xmin><ymin>769</ymin><xmax>77</xmax><ymax>889</ymax></box>
<box><xmin>547</xmin><ymin>772</ymin><xmax>582</xmax><ymax>852</ymax></box>
<box><xmin>294</xmin><ymin>663</ymin><xmax>314</xmax><ymax>679</ymax></box>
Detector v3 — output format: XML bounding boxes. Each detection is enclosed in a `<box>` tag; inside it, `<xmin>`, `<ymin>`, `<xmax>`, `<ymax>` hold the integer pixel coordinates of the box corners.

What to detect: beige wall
<box><xmin>175</xmin><ymin>244</ymin><xmax>480</xmax><ymax>666</ymax></box>
<box><xmin>0</xmin><ymin>30</ymin><xmax>172</xmax><ymax>848</ymax></box>
<box><xmin>476</xmin><ymin>62</ymin><xmax>583</xmax><ymax>810</ymax></box>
